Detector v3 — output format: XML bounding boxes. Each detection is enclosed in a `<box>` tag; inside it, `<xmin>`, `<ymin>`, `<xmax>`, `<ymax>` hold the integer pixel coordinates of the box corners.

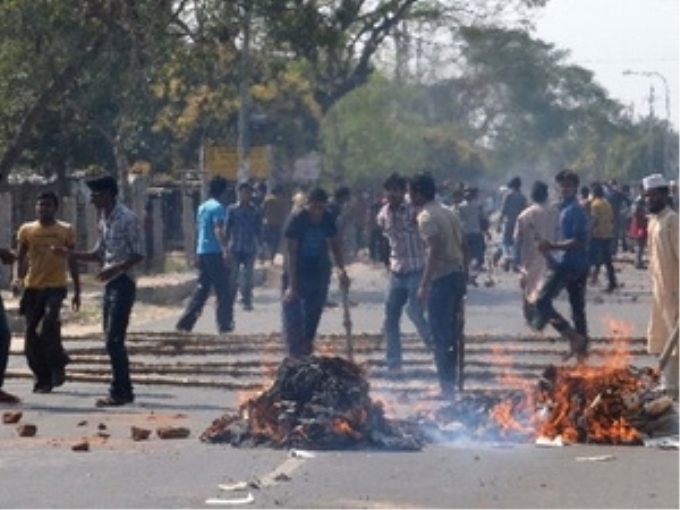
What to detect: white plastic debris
<box><xmin>218</xmin><ymin>481</ymin><xmax>250</xmax><ymax>492</ymax></box>
<box><xmin>575</xmin><ymin>454</ymin><xmax>616</xmax><ymax>462</ymax></box>
<box><xmin>205</xmin><ymin>493</ymin><xmax>255</xmax><ymax>505</ymax></box>
<box><xmin>644</xmin><ymin>436</ymin><xmax>679</xmax><ymax>450</ymax></box>
<box><xmin>535</xmin><ymin>435</ymin><xmax>564</xmax><ymax>447</ymax></box>
<box><xmin>290</xmin><ymin>449</ymin><xmax>316</xmax><ymax>459</ymax></box>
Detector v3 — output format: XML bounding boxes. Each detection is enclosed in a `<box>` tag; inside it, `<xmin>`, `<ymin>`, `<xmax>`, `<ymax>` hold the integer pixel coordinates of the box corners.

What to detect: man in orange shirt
<box><xmin>16</xmin><ymin>192</ymin><xmax>81</xmax><ymax>394</ymax></box>
<box><xmin>588</xmin><ymin>183</ymin><xmax>617</xmax><ymax>292</ymax></box>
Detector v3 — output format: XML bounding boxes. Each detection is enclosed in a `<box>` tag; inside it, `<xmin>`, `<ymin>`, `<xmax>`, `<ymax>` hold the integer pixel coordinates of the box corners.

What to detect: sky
<box><xmin>532</xmin><ymin>0</ymin><xmax>679</xmax><ymax>129</ymax></box>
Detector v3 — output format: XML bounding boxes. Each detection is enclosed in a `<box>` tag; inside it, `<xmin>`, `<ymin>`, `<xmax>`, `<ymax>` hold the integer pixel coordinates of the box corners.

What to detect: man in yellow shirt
<box><xmin>643</xmin><ymin>174</ymin><xmax>678</xmax><ymax>399</ymax></box>
<box><xmin>16</xmin><ymin>192</ymin><xmax>81</xmax><ymax>394</ymax></box>
<box><xmin>589</xmin><ymin>183</ymin><xmax>617</xmax><ymax>292</ymax></box>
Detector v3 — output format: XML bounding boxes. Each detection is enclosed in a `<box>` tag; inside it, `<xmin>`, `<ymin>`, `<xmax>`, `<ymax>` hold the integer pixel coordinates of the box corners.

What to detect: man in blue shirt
<box><xmin>533</xmin><ymin>169</ymin><xmax>590</xmax><ymax>362</ymax></box>
<box><xmin>176</xmin><ymin>176</ymin><xmax>234</xmax><ymax>333</ymax></box>
<box><xmin>225</xmin><ymin>181</ymin><xmax>262</xmax><ymax>312</ymax></box>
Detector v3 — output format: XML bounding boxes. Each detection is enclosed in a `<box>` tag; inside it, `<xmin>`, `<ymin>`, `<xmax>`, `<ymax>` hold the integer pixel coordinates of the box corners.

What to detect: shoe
<box><xmin>0</xmin><ymin>389</ymin><xmax>21</xmax><ymax>404</ymax></box>
<box><xmin>33</xmin><ymin>382</ymin><xmax>53</xmax><ymax>394</ymax></box>
<box><xmin>51</xmin><ymin>365</ymin><xmax>66</xmax><ymax>388</ymax></box>
<box><xmin>96</xmin><ymin>395</ymin><xmax>134</xmax><ymax>407</ymax></box>
<box><xmin>242</xmin><ymin>303</ymin><xmax>253</xmax><ymax>311</ymax></box>
<box><xmin>219</xmin><ymin>321</ymin><xmax>235</xmax><ymax>334</ymax></box>
<box><xmin>603</xmin><ymin>285</ymin><xmax>617</xmax><ymax>294</ymax></box>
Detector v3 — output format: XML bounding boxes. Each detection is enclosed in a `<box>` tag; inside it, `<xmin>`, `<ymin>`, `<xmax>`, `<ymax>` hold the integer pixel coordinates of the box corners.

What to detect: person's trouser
<box><xmin>263</xmin><ymin>225</ymin><xmax>282</xmax><ymax>262</ymax></box>
<box><xmin>590</xmin><ymin>238</ymin><xmax>617</xmax><ymax>288</ymax></box>
<box><xmin>0</xmin><ymin>296</ymin><xmax>10</xmax><ymax>388</ymax></box>
<box><xmin>635</xmin><ymin>238</ymin><xmax>647</xmax><ymax>268</ymax></box>
<box><xmin>229</xmin><ymin>252</ymin><xmax>256</xmax><ymax>308</ymax></box>
<box><xmin>428</xmin><ymin>271</ymin><xmax>466</xmax><ymax>394</ymax></box>
<box><xmin>103</xmin><ymin>275</ymin><xmax>136</xmax><ymax>401</ymax></box>
<box><xmin>281</xmin><ymin>271</ymin><xmax>330</xmax><ymax>358</ymax></box>
<box><xmin>534</xmin><ymin>267</ymin><xmax>588</xmax><ymax>338</ymax></box>
<box><xmin>383</xmin><ymin>270</ymin><xmax>430</xmax><ymax>367</ymax></box>
<box><xmin>176</xmin><ymin>253</ymin><xmax>233</xmax><ymax>332</ymax></box>
<box><xmin>21</xmin><ymin>287</ymin><xmax>69</xmax><ymax>387</ymax></box>
<box><xmin>464</xmin><ymin>233</ymin><xmax>485</xmax><ymax>269</ymax></box>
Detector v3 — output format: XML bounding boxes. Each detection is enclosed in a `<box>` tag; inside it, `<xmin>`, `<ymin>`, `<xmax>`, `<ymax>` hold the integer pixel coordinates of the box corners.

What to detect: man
<box><xmin>457</xmin><ymin>186</ymin><xmax>488</xmax><ymax>275</ymax></box>
<box><xmin>533</xmin><ymin>169</ymin><xmax>590</xmax><ymax>362</ymax></box>
<box><xmin>260</xmin><ymin>185</ymin><xmax>289</xmax><ymax>264</ymax></box>
<box><xmin>176</xmin><ymin>176</ymin><xmax>233</xmax><ymax>333</ymax></box>
<box><xmin>281</xmin><ymin>187</ymin><xmax>350</xmax><ymax>358</ymax></box>
<box><xmin>59</xmin><ymin>175</ymin><xmax>144</xmax><ymax>407</ymax></box>
<box><xmin>16</xmin><ymin>192</ymin><xmax>81</xmax><ymax>393</ymax></box>
<box><xmin>376</xmin><ymin>173</ymin><xmax>431</xmax><ymax>371</ymax></box>
<box><xmin>0</xmin><ymin>247</ymin><xmax>20</xmax><ymax>404</ymax></box>
<box><xmin>642</xmin><ymin>173</ymin><xmax>678</xmax><ymax>398</ymax></box>
<box><xmin>604</xmin><ymin>179</ymin><xmax>630</xmax><ymax>255</ymax></box>
<box><xmin>225</xmin><ymin>181</ymin><xmax>262</xmax><ymax>312</ymax></box>
<box><xmin>497</xmin><ymin>176</ymin><xmax>527</xmax><ymax>272</ymax></box>
<box><xmin>588</xmin><ymin>183</ymin><xmax>618</xmax><ymax>292</ymax></box>
<box><xmin>513</xmin><ymin>180</ymin><xmax>559</xmax><ymax>327</ymax></box>
<box><xmin>409</xmin><ymin>172</ymin><xmax>466</xmax><ymax>399</ymax></box>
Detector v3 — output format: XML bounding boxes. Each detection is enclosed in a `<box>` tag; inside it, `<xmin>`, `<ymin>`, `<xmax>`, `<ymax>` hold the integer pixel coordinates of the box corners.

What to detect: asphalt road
<box><xmin>0</xmin><ymin>256</ymin><xmax>678</xmax><ymax>509</ymax></box>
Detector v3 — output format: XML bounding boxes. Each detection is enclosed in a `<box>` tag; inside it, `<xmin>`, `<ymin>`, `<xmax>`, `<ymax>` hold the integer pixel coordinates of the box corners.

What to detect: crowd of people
<box><xmin>0</xmin><ymin>167</ymin><xmax>677</xmax><ymax>406</ymax></box>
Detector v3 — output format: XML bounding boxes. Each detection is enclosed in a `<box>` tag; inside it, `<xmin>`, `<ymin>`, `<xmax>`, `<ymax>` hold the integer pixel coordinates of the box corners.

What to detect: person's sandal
<box><xmin>0</xmin><ymin>389</ymin><xmax>21</xmax><ymax>404</ymax></box>
<box><xmin>95</xmin><ymin>396</ymin><xmax>133</xmax><ymax>407</ymax></box>
<box><xmin>562</xmin><ymin>329</ymin><xmax>589</xmax><ymax>363</ymax></box>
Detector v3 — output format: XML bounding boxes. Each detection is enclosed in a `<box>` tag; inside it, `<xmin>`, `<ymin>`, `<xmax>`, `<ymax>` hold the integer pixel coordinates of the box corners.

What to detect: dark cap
<box><xmin>86</xmin><ymin>175</ymin><xmax>118</xmax><ymax>196</ymax></box>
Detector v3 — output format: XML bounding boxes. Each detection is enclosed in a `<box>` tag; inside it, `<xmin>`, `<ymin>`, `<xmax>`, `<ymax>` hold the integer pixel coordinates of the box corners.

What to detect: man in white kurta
<box><xmin>643</xmin><ymin>174</ymin><xmax>679</xmax><ymax>397</ymax></box>
<box><xmin>513</xmin><ymin>181</ymin><xmax>560</xmax><ymax>324</ymax></box>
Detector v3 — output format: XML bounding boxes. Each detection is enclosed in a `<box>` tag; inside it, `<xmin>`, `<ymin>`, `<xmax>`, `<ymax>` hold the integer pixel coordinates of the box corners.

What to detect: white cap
<box><xmin>642</xmin><ymin>173</ymin><xmax>669</xmax><ymax>191</ymax></box>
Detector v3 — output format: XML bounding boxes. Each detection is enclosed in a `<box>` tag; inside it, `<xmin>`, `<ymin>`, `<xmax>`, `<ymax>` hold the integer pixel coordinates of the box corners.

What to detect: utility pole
<box><xmin>623</xmin><ymin>69</ymin><xmax>672</xmax><ymax>177</ymax></box>
<box><xmin>237</xmin><ymin>0</ymin><xmax>253</xmax><ymax>184</ymax></box>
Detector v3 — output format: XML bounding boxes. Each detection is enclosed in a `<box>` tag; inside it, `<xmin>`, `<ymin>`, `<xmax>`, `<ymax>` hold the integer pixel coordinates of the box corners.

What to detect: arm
<box><xmin>283</xmin><ymin>237</ymin><xmax>299</xmax><ymax>302</ymax></box>
<box><xmin>215</xmin><ymin>218</ymin><xmax>231</xmax><ymax>265</ymax></box>
<box><xmin>418</xmin><ymin>232</ymin><xmax>442</xmax><ymax>302</ymax></box>
<box><xmin>15</xmin><ymin>241</ymin><xmax>28</xmax><ymax>281</ymax></box>
<box><xmin>0</xmin><ymin>247</ymin><xmax>15</xmax><ymax>265</ymax></box>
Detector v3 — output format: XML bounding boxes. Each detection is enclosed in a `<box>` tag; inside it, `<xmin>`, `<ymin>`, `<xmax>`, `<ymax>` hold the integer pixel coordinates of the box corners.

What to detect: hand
<box><xmin>338</xmin><ymin>270</ymin><xmax>350</xmax><ymax>291</ymax></box>
<box><xmin>538</xmin><ymin>239</ymin><xmax>552</xmax><ymax>254</ymax></box>
<box><xmin>417</xmin><ymin>282</ymin><xmax>430</xmax><ymax>304</ymax></box>
<box><xmin>0</xmin><ymin>248</ymin><xmax>16</xmax><ymax>265</ymax></box>
<box><xmin>96</xmin><ymin>265</ymin><xmax>121</xmax><ymax>283</ymax></box>
<box><xmin>71</xmin><ymin>293</ymin><xmax>81</xmax><ymax>312</ymax></box>
<box><xmin>282</xmin><ymin>287</ymin><xmax>298</xmax><ymax>304</ymax></box>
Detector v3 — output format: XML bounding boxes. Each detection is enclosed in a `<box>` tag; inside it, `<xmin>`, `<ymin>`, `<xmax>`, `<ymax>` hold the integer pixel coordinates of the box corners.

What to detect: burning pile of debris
<box><xmin>418</xmin><ymin>363</ymin><xmax>676</xmax><ymax>446</ymax></box>
<box><xmin>200</xmin><ymin>356</ymin><xmax>424</xmax><ymax>451</ymax></box>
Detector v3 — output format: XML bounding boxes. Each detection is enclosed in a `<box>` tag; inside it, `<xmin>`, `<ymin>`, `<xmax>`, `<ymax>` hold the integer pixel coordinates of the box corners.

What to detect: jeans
<box><xmin>229</xmin><ymin>251</ymin><xmax>256</xmax><ymax>308</ymax></box>
<box><xmin>21</xmin><ymin>287</ymin><xmax>69</xmax><ymax>387</ymax></box>
<box><xmin>176</xmin><ymin>253</ymin><xmax>233</xmax><ymax>332</ymax></box>
<box><xmin>428</xmin><ymin>271</ymin><xmax>466</xmax><ymax>394</ymax></box>
<box><xmin>103</xmin><ymin>275</ymin><xmax>136</xmax><ymax>401</ymax></box>
<box><xmin>465</xmin><ymin>233</ymin><xmax>486</xmax><ymax>270</ymax></box>
<box><xmin>383</xmin><ymin>270</ymin><xmax>430</xmax><ymax>368</ymax></box>
<box><xmin>635</xmin><ymin>238</ymin><xmax>647</xmax><ymax>268</ymax></box>
<box><xmin>589</xmin><ymin>238</ymin><xmax>617</xmax><ymax>289</ymax></box>
<box><xmin>0</xmin><ymin>296</ymin><xmax>10</xmax><ymax>388</ymax></box>
<box><xmin>534</xmin><ymin>266</ymin><xmax>588</xmax><ymax>337</ymax></box>
<box><xmin>281</xmin><ymin>271</ymin><xmax>330</xmax><ymax>358</ymax></box>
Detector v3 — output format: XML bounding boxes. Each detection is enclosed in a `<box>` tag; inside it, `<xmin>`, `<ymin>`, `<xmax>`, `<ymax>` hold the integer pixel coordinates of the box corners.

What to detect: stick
<box><xmin>658</xmin><ymin>324</ymin><xmax>679</xmax><ymax>373</ymax></box>
<box><xmin>340</xmin><ymin>284</ymin><xmax>354</xmax><ymax>362</ymax></box>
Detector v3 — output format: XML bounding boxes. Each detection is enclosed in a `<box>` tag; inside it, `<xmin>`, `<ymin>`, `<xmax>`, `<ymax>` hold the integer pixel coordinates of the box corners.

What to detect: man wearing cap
<box><xmin>57</xmin><ymin>175</ymin><xmax>144</xmax><ymax>407</ymax></box>
<box><xmin>642</xmin><ymin>173</ymin><xmax>678</xmax><ymax>398</ymax></box>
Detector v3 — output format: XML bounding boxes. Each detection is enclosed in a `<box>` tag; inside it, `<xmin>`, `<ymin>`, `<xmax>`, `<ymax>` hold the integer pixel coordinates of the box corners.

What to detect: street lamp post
<box><xmin>623</xmin><ymin>70</ymin><xmax>671</xmax><ymax>176</ymax></box>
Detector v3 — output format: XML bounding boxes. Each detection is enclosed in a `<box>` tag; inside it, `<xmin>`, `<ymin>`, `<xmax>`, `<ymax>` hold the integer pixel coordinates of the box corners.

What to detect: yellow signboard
<box><xmin>204</xmin><ymin>145</ymin><xmax>270</xmax><ymax>180</ymax></box>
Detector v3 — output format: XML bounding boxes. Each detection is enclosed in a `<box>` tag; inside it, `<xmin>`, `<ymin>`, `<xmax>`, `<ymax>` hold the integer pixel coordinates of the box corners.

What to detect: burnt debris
<box><xmin>200</xmin><ymin>356</ymin><xmax>425</xmax><ymax>451</ymax></box>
